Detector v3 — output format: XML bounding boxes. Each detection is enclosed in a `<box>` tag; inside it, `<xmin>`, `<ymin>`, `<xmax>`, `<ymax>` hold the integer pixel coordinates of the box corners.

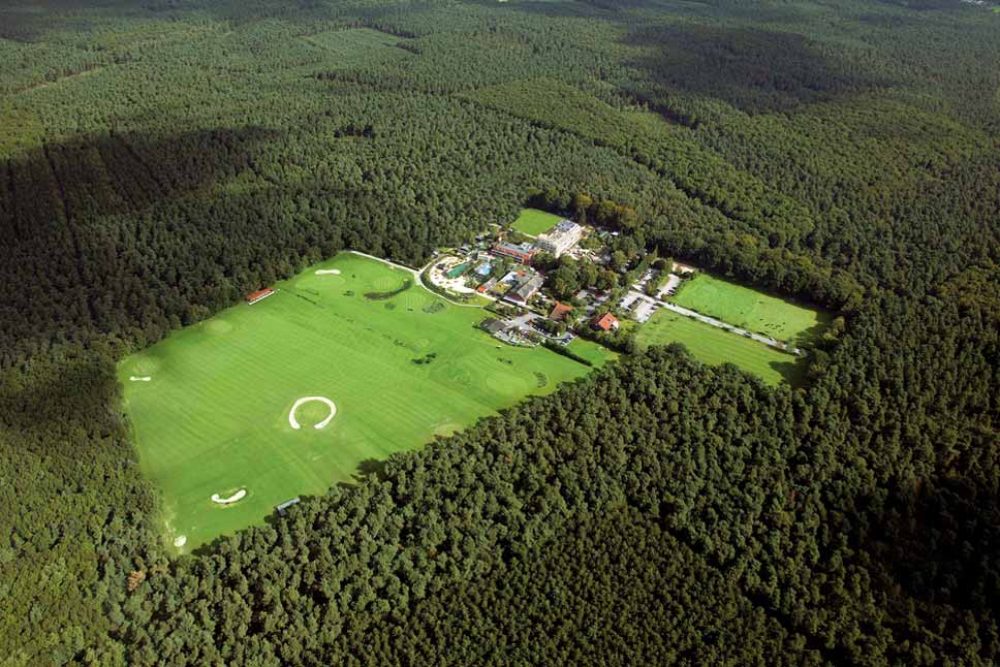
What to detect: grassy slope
<box><xmin>512</xmin><ymin>208</ymin><xmax>564</xmax><ymax>236</ymax></box>
<box><xmin>301</xmin><ymin>28</ymin><xmax>410</xmax><ymax>68</ymax></box>
<box><xmin>635</xmin><ymin>311</ymin><xmax>804</xmax><ymax>387</ymax></box>
<box><xmin>119</xmin><ymin>253</ymin><xmax>610</xmax><ymax>549</ymax></box>
<box><xmin>671</xmin><ymin>274</ymin><xmax>830</xmax><ymax>344</ymax></box>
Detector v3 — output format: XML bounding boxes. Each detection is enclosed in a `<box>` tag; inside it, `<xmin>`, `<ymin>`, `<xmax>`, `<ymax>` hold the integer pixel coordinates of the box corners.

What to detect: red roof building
<box><xmin>591</xmin><ymin>312</ymin><xmax>619</xmax><ymax>332</ymax></box>
<box><xmin>492</xmin><ymin>241</ymin><xmax>537</xmax><ymax>265</ymax></box>
<box><xmin>246</xmin><ymin>287</ymin><xmax>275</xmax><ymax>305</ymax></box>
<box><xmin>549</xmin><ymin>302</ymin><xmax>573</xmax><ymax>322</ymax></box>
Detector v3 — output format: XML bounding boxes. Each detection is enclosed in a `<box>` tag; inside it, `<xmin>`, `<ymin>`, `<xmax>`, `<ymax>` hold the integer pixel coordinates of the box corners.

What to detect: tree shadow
<box><xmin>791</xmin><ymin>316</ymin><xmax>836</xmax><ymax>350</ymax></box>
<box><xmin>1</xmin><ymin>126</ymin><xmax>281</xmax><ymax>238</ymax></box>
<box><xmin>0</xmin><ymin>350</ymin><xmax>117</xmax><ymax>437</ymax></box>
<box><xmin>621</xmin><ymin>24</ymin><xmax>887</xmax><ymax>114</ymax></box>
<box><xmin>768</xmin><ymin>357</ymin><xmax>806</xmax><ymax>388</ymax></box>
<box><xmin>853</xmin><ymin>477</ymin><xmax>1000</xmax><ymax>616</ymax></box>
<box><xmin>356</xmin><ymin>457</ymin><xmax>388</xmax><ymax>479</ymax></box>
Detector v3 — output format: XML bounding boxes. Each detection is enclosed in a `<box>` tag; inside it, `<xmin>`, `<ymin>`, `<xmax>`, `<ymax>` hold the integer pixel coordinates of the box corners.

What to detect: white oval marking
<box><xmin>211</xmin><ymin>489</ymin><xmax>247</xmax><ymax>505</ymax></box>
<box><xmin>288</xmin><ymin>396</ymin><xmax>337</xmax><ymax>430</ymax></box>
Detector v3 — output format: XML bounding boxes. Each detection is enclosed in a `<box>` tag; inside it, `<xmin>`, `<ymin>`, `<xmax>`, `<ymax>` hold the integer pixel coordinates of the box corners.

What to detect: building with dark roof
<box><xmin>505</xmin><ymin>273</ymin><xmax>544</xmax><ymax>305</ymax></box>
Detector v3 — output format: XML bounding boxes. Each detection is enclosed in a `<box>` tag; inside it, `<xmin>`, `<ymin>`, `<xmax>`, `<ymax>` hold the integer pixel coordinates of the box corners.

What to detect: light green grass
<box><xmin>671</xmin><ymin>274</ymin><xmax>830</xmax><ymax>345</ymax></box>
<box><xmin>120</xmin><ymin>253</ymin><xmax>612</xmax><ymax>550</ymax></box>
<box><xmin>567</xmin><ymin>338</ymin><xmax>611</xmax><ymax>366</ymax></box>
<box><xmin>512</xmin><ymin>208</ymin><xmax>564</xmax><ymax>236</ymax></box>
<box><xmin>635</xmin><ymin>311</ymin><xmax>804</xmax><ymax>387</ymax></box>
<box><xmin>301</xmin><ymin>28</ymin><xmax>410</xmax><ymax>68</ymax></box>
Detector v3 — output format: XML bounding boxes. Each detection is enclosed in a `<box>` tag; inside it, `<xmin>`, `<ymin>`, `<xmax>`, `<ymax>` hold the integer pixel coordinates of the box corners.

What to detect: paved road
<box><xmin>656</xmin><ymin>301</ymin><xmax>802</xmax><ymax>356</ymax></box>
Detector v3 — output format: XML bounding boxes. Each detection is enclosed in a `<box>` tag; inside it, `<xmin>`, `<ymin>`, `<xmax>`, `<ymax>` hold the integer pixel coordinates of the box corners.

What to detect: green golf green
<box><xmin>671</xmin><ymin>274</ymin><xmax>831</xmax><ymax>345</ymax></box>
<box><xmin>635</xmin><ymin>311</ymin><xmax>804</xmax><ymax>387</ymax></box>
<box><xmin>119</xmin><ymin>253</ymin><xmax>612</xmax><ymax>550</ymax></box>
<box><xmin>511</xmin><ymin>208</ymin><xmax>564</xmax><ymax>236</ymax></box>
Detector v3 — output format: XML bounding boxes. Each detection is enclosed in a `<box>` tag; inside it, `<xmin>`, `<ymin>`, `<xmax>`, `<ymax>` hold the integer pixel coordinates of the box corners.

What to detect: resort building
<box><xmin>534</xmin><ymin>220</ymin><xmax>583</xmax><ymax>257</ymax></box>
<box><xmin>505</xmin><ymin>273</ymin><xmax>545</xmax><ymax>305</ymax></box>
<box><xmin>492</xmin><ymin>241</ymin><xmax>537</xmax><ymax>264</ymax></box>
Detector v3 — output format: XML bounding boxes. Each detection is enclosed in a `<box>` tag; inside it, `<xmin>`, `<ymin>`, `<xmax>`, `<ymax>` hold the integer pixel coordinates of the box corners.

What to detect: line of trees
<box><xmin>0</xmin><ymin>0</ymin><xmax>997</xmax><ymax>663</ymax></box>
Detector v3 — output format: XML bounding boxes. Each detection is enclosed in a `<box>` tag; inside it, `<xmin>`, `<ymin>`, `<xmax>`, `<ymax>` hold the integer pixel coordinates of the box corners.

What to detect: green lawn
<box><xmin>301</xmin><ymin>28</ymin><xmax>411</xmax><ymax>68</ymax></box>
<box><xmin>512</xmin><ymin>208</ymin><xmax>564</xmax><ymax>236</ymax></box>
<box><xmin>670</xmin><ymin>274</ymin><xmax>830</xmax><ymax>345</ymax></box>
<box><xmin>635</xmin><ymin>311</ymin><xmax>804</xmax><ymax>387</ymax></box>
<box><xmin>119</xmin><ymin>253</ymin><xmax>611</xmax><ymax>551</ymax></box>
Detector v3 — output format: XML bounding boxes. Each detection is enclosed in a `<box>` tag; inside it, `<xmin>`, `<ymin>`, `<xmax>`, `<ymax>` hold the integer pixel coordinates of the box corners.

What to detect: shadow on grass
<box><xmin>768</xmin><ymin>356</ymin><xmax>808</xmax><ymax>388</ymax></box>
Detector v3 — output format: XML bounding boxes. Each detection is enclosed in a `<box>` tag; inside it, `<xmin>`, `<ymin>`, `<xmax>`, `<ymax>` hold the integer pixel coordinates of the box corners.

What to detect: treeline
<box><xmin>120</xmin><ymin>298</ymin><xmax>998</xmax><ymax>664</ymax></box>
<box><xmin>0</xmin><ymin>0</ymin><xmax>997</xmax><ymax>664</ymax></box>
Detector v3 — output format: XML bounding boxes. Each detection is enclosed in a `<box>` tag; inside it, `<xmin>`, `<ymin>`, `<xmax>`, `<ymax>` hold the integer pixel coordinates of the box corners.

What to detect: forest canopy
<box><xmin>0</xmin><ymin>0</ymin><xmax>997</xmax><ymax>664</ymax></box>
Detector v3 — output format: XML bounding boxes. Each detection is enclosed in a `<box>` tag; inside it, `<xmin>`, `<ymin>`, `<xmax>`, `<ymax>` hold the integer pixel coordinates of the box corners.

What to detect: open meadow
<box><xmin>511</xmin><ymin>208</ymin><xmax>564</xmax><ymax>236</ymax></box>
<box><xmin>635</xmin><ymin>311</ymin><xmax>804</xmax><ymax>386</ymax></box>
<box><xmin>119</xmin><ymin>253</ymin><xmax>611</xmax><ymax>550</ymax></box>
<box><xmin>670</xmin><ymin>274</ymin><xmax>830</xmax><ymax>345</ymax></box>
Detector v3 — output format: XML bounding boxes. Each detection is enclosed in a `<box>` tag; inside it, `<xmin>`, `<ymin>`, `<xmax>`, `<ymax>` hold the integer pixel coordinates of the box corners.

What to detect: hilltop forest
<box><xmin>1</xmin><ymin>0</ymin><xmax>998</xmax><ymax>664</ymax></box>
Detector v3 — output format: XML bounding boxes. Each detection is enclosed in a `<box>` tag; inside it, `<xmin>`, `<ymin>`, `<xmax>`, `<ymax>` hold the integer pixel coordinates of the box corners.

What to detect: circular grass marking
<box><xmin>288</xmin><ymin>396</ymin><xmax>337</xmax><ymax>430</ymax></box>
<box><xmin>206</xmin><ymin>319</ymin><xmax>233</xmax><ymax>335</ymax></box>
<box><xmin>371</xmin><ymin>276</ymin><xmax>398</xmax><ymax>290</ymax></box>
<box><xmin>132</xmin><ymin>357</ymin><xmax>161</xmax><ymax>374</ymax></box>
<box><xmin>399</xmin><ymin>290</ymin><xmax>431</xmax><ymax>310</ymax></box>
<box><xmin>433</xmin><ymin>422</ymin><xmax>462</xmax><ymax>438</ymax></box>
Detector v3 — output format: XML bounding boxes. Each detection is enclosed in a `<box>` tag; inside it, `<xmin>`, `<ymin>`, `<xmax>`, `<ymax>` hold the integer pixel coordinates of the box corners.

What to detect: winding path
<box><xmin>346</xmin><ymin>250</ymin><xmax>487</xmax><ymax>308</ymax></box>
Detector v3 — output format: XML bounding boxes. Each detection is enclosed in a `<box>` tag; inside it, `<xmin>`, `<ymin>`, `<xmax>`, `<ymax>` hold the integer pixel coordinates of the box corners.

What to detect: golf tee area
<box><xmin>119</xmin><ymin>253</ymin><xmax>612</xmax><ymax>551</ymax></box>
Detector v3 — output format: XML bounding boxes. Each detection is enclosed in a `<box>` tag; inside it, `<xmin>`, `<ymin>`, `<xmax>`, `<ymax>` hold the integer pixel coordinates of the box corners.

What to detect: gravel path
<box><xmin>657</xmin><ymin>301</ymin><xmax>802</xmax><ymax>355</ymax></box>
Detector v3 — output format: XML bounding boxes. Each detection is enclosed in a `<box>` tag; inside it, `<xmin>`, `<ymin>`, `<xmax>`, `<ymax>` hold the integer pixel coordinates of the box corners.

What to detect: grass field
<box><xmin>120</xmin><ymin>253</ymin><xmax>611</xmax><ymax>550</ymax></box>
<box><xmin>635</xmin><ymin>311</ymin><xmax>804</xmax><ymax>387</ymax></box>
<box><xmin>670</xmin><ymin>274</ymin><xmax>830</xmax><ymax>345</ymax></box>
<box><xmin>512</xmin><ymin>208</ymin><xmax>564</xmax><ymax>236</ymax></box>
<box><xmin>301</xmin><ymin>28</ymin><xmax>411</xmax><ymax>68</ymax></box>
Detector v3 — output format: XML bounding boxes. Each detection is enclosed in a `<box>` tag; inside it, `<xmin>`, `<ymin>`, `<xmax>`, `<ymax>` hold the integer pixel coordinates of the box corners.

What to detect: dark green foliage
<box><xmin>0</xmin><ymin>0</ymin><xmax>998</xmax><ymax>664</ymax></box>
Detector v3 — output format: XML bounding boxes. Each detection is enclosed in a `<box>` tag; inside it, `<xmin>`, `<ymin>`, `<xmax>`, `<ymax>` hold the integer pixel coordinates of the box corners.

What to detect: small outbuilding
<box><xmin>591</xmin><ymin>312</ymin><xmax>620</xmax><ymax>332</ymax></box>
<box><xmin>246</xmin><ymin>287</ymin><xmax>275</xmax><ymax>305</ymax></box>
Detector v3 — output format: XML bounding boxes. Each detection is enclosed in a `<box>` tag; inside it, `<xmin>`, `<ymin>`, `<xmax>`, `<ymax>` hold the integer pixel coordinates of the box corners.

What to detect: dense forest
<box><xmin>0</xmin><ymin>0</ymin><xmax>997</xmax><ymax>664</ymax></box>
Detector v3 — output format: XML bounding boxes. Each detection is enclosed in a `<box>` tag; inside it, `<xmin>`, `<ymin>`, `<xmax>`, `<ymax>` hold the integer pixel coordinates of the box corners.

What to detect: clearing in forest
<box><xmin>301</xmin><ymin>28</ymin><xmax>411</xmax><ymax>67</ymax></box>
<box><xmin>635</xmin><ymin>311</ymin><xmax>804</xmax><ymax>387</ymax></box>
<box><xmin>670</xmin><ymin>274</ymin><xmax>830</xmax><ymax>346</ymax></box>
<box><xmin>119</xmin><ymin>253</ymin><xmax>611</xmax><ymax>550</ymax></box>
<box><xmin>511</xmin><ymin>208</ymin><xmax>564</xmax><ymax>236</ymax></box>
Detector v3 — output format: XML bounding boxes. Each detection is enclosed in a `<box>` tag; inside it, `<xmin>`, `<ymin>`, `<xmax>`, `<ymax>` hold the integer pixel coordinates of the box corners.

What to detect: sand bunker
<box><xmin>129</xmin><ymin>376</ymin><xmax>152</xmax><ymax>382</ymax></box>
<box><xmin>288</xmin><ymin>396</ymin><xmax>337</xmax><ymax>430</ymax></box>
<box><xmin>211</xmin><ymin>489</ymin><xmax>247</xmax><ymax>505</ymax></box>
<box><xmin>173</xmin><ymin>535</ymin><xmax>187</xmax><ymax>547</ymax></box>
<box><xmin>315</xmin><ymin>269</ymin><xmax>342</xmax><ymax>275</ymax></box>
